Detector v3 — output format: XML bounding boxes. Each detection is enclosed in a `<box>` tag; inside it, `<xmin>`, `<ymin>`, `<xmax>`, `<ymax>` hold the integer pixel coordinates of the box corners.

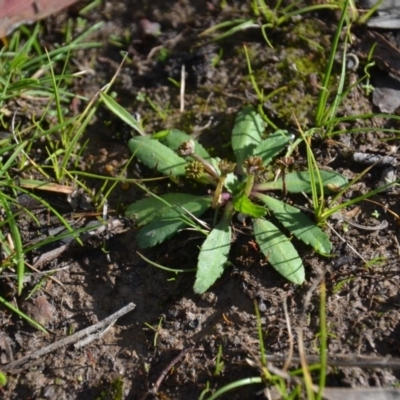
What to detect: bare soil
<box><xmin>2</xmin><ymin>1</ymin><xmax>400</xmax><ymax>399</ymax></box>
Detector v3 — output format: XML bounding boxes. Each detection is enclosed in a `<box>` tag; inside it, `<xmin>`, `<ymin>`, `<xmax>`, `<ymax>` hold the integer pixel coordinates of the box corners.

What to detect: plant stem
<box><xmin>244</xmin><ymin>174</ymin><xmax>255</xmax><ymax>197</ymax></box>
<box><xmin>212</xmin><ymin>175</ymin><xmax>226</xmax><ymax>209</ymax></box>
<box><xmin>191</xmin><ymin>154</ymin><xmax>220</xmax><ymax>180</ymax></box>
<box><xmin>317</xmin><ymin>279</ymin><xmax>327</xmax><ymax>400</ymax></box>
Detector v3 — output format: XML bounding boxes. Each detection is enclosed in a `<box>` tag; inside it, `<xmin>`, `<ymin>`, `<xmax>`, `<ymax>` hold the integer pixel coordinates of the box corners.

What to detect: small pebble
<box><xmin>372</xmin><ymin>74</ymin><xmax>400</xmax><ymax>113</ymax></box>
<box><xmin>377</xmin><ymin>166</ymin><xmax>397</xmax><ymax>192</ymax></box>
<box><xmin>258</xmin><ymin>301</ymin><xmax>267</xmax><ymax>312</ymax></box>
<box><xmin>138</xmin><ymin>19</ymin><xmax>161</xmax><ymax>37</ymax></box>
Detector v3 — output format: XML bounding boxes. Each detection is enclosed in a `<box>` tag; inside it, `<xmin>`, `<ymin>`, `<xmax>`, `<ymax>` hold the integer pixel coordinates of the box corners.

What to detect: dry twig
<box><xmin>3</xmin><ymin>302</ymin><xmax>136</xmax><ymax>372</ymax></box>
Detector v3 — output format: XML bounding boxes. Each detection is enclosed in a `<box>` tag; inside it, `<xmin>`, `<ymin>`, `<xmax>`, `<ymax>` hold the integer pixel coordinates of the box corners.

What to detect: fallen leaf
<box><xmin>0</xmin><ymin>0</ymin><xmax>80</xmax><ymax>38</ymax></box>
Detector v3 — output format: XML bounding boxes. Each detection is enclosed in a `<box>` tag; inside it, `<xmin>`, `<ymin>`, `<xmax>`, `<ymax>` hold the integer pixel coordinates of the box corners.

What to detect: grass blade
<box><xmin>100</xmin><ymin>92</ymin><xmax>145</xmax><ymax>136</ymax></box>
<box><xmin>0</xmin><ymin>196</ymin><xmax>24</xmax><ymax>294</ymax></box>
<box><xmin>0</xmin><ymin>296</ymin><xmax>47</xmax><ymax>333</ymax></box>
<box><xmin>315</xmin><ymin>0</ymin><xmax>350</xmax><ymax>126</ymax></box>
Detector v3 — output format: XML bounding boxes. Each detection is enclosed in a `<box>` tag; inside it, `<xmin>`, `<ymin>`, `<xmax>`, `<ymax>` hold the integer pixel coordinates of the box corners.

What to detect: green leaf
<box><xmin>0</xmin><ymin>371</ymin><xmax>6</xmax><ymax>386</ymax></box>
<box><xmin>253</xmin><ymin>130</ymin><xmax>290</xmax><ymax>166</ymax></box>
<box><xmin>254</xmin><ymin>194</ymin><xmax>332</xmax><ymax>254</ymax></box>
<box><xmin>209</xmin><ymin>157</ymin><xmax>222</xmax><ymax>176</ymax></box>
<box><xmin>100</xmin><ymin>92</ymin><xmax>145</xmax><ymax>136</ymax></box>
<box><xmin>126</xmin><ymin>193</ymin><xmax>209</xmax><ymax>226</ymax></box>
<box><xmin>224</xmin><ymin>172</ymin><xmax>241</xmax><ymax>194</ymax></box>
<box><xmin>136</xmin><ymin>195</ymin><xmax>212</xmax><ymax>248</ymax></box>
<box><xmin>159</xmin><ymin>129</ymin><xmax>211</xmax><ymax>159</ymax></box>
<box><xmin>194</xmin><ymin>204</ymin><xmax>233</xmax><ymax>294</ymax></box>
<box><xmin>254</xmin><ymin>170</ymin><xmax>348</xmax><ymax>193</ymax></box>
<box><xmin>128</xmin><ymin>136</ymin><xmax>187</xmax><ymax>176</ymax></box>
<box><xmin>233</xmin><ymin>192</ymin><xmax>266</xmax><ymax>218</ymax></box>
<box><xmin>253</xmin><ymin>218</ymin><xmax>305</xmax><ymax>284</ymax></box>
<box><xmin>231</xmin><ymin>106</ymin><xmax>264</xmax><ymax>172</ymax></box>
<box><xmin>137</xmin><ymin>219</ymin><xmax>187</xmax><ymax>248</ymax></box>
<box><xmin>151</xmin><ymin>130</ymin><xmax>171</xmax><ymax>139</ymax></box>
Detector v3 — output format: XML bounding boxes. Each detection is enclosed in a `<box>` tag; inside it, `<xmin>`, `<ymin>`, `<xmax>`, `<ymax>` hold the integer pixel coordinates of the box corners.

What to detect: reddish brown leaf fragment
<box><xmin>0</xmin><ymin>0</ymin><xmax>80</xmax><ymax>37</ymax></box>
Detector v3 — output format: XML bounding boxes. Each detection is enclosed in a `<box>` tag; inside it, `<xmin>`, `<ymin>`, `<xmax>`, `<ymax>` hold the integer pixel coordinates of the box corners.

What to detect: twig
<box><xmin>141</xmin><ymin>346</ymin><xmax>194</xmax><ymax>400</ymax></box>
<box><xmin>352</xmin><ymin>152</ymin><xmax>396</xmax><ymax>166</ymax></box>
<box><xmin>282</xmin><ymin>296</ymin><xmax>293</xmax><ymax>372</ymax></box>
<box><xmin>74</xmin><ymin>320</ymin><xmax>115</xmax><ymax>349</ymax></box>
<box><xmin>3</xmin><ymin>302</ymin><xmax>136</xmax><ymax>372</ymax></box>
<box><xmin>326</xmin><ymin>222</ymin><xmax>368</xmax><ymax>263</ymax></box>
<box><xmin>0</xmin><ymin>265</ymin><xmax>72</xmax><ymax>279</ymax></box>
<box><xmin>25</xmin><ymin>261</ymin><xmax>64</xmax><ymax>287</ymax></box>
<box><xmin>180</xmin><ymin>63</ymin><xmax>185</xmax><ymax>112</ymax></box>
<box><xmin>298</xmin><ymin>268</ymin><xmax>326</xmax><ymax>399</ymax></box>
<box><xmin>341</xmin><ymin>217</ymin><xmax>389</xmax><ymax>232</ymax></box>
<box><xmin>259</xmin><ymin>353</ymin><xmax>400</xmax><ymax>370</ymax></box>
<box><xmin>152</xmin><ymin>346</ymin><xmax>193</xmax><ymax>393</ymax></box>
<box><xmin>31</xmin><ymin>219</ymin><xmax>125</xmax><ymax>269</ymax></box>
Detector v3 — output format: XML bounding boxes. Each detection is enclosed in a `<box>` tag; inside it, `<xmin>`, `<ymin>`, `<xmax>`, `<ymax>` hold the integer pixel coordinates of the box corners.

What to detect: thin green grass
<box><xmin>0</xmin><ymin>1</ymin><xmax>397</xmax><ymax>395</ymax></box>
<box><xmin>315</xmin><ymin>0</ymin><xmax>351</xmax><ymax>128</ymax></box>
<box><xmin>200</xmin><ymin>293</ymin><xmax>329</xmax><ymax>399</ymax></box>
<box><xmin>200</xmin><ymin>0</ymin><xmax>341</xmax><ymax>45</ymax></box>
<box><xmin>316</xmin><ymin>280</ymin><xmax>327</xmax><ymax>400</ymax></box>
<box><xmin>0</xmin><ymin>20</ymin><xmax>116</xmax><ymax>330</ymax></box>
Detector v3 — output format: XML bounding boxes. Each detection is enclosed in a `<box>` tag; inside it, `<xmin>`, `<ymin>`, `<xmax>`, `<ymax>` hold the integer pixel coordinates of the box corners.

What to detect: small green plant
<box><xmin>127</xmin><ymin>106</ymin><xmax>347</xmax><ymax>293</ymax></box>
<box><xmin>214</xmin><ymin>345</ymin><xmax>225</xmax><ymax>376</ymax></box>
<box><xmin>371</xmin><ymin>210</ymin><xmax>380</xmax><ymax>219</ymax></box>
<box><xmin>144</xmin><ymin>317</ymin><xmax>164</xmax><ymax>348</ymax></box>
<box><xmin>95</xmin><ymin>376</ymin><xmax>124</xmax><ymax>400</ymax></box>
<box><xmin>0</xmin><ymin>370</ymin><xmax>6</xmax><ymax>386</ymax></box>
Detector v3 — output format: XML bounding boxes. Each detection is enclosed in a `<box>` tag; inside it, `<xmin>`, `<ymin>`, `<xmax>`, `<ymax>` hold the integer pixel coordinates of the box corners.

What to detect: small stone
<box><xmin>372</xmin><ymin>74</ymin><xmax>400</xmax><ymax>113</ymax></box>
<box><xmin>377</xmin><ymin>167</ymin><xmax>397</xmax><ymax>192</ymax></box>
<box><xmin>138</xmin><ymin>19</ymin><xmax>161</xmax><ymax>37</ymax></box>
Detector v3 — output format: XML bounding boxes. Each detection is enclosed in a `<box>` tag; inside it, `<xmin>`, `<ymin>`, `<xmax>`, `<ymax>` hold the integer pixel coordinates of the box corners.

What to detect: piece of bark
<box><xmin>323</xmin><ymin>387</ymin><xmax>400</xmax><ymax>400</ymax></box>
<box><xmin>0</xmin><ymin>0</ymin><xmax>80</xmax><ymax>38</ymax></box>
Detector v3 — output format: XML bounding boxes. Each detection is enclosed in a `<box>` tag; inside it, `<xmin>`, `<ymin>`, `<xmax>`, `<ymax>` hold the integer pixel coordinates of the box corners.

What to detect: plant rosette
<box><xmin>127</xmin><ymin>106</ymin><xmax>348</xmax><ymax>293</ymax></box>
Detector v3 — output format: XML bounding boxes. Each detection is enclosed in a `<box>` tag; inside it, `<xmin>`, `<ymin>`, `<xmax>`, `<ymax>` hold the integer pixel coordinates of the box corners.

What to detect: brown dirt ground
<box><xmin>1</xmin><ymin>1</ymin><xmax>400</xmax><ymax>399</ymax></box>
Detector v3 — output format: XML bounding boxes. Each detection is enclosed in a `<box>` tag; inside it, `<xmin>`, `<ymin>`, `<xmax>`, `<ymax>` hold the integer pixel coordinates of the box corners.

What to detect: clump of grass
<box><xmin>0</xmin><ymin>20</ymin><xmax>114</xmax><ymax>330</ymax></box>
